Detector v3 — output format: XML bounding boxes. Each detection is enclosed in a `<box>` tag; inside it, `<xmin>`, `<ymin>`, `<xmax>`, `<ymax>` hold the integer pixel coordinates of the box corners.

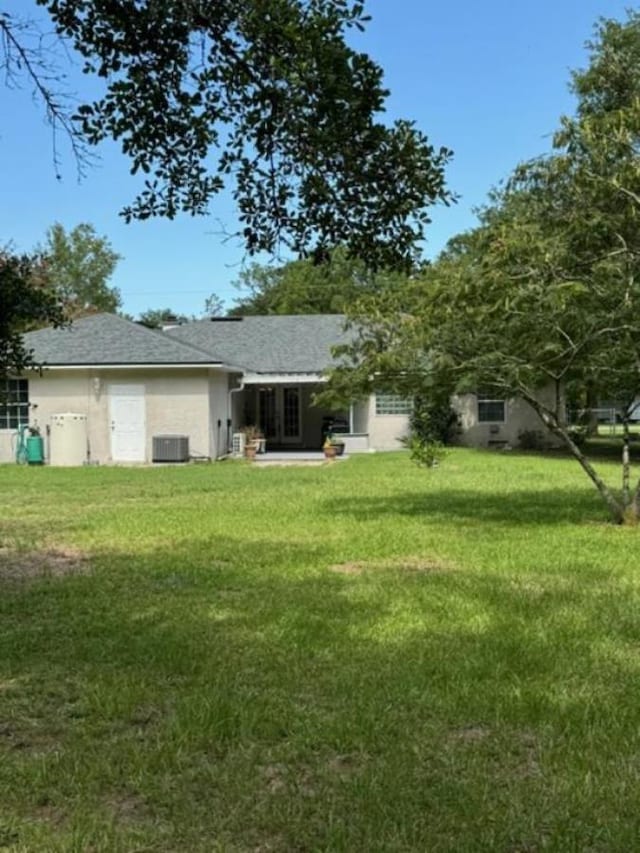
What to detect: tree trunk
<box><xmin>632</xmin><ymin>475</ymin><xmax>640</xmax><ymax>521</ymax></box>
<box><xmin>584</xmin><ymin>384</ymin><xmax>599</xmax><ymax>436</ymax></box>
<box><xmin>622</xmin><ymin>416</ymin><xmax>631</xmax><ymax>511</ymax></box>
<box><xmin>524</xmin><ymin>394</ymin><xmax>624</xmax><ymax>524</ymax></box>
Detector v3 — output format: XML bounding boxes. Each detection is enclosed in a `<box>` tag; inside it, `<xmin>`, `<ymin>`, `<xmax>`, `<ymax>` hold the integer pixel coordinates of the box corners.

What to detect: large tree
<box><xmin>327</xmin><ymin>11</ymin><xmax>640</xmax><ymax>524</ymax></box>
<box><xmin>1</xmin><ymin>1</ymin><xmax>452</xmax><ymax>272</ymax></box>
<box><xmin>137</xmin><ymin>308</ymin><xmax>191</xmax><ymax>329</ymax></box>
<box><xmin>230</xmin><ymin>247</ymin><xmax>410</xmax><ymax>315</ymax></box>
<box><xmin>0</xmin><ymin>251</ymin><xmax>64</xmax><ymax>383</ymax></box>
<box><xmin>44</xmin><ymin>222</ymin><xmax>121</xmax><ymax>317</ymax></box>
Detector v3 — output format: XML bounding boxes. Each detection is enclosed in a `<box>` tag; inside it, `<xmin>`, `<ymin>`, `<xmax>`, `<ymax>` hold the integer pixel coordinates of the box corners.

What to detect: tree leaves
<box><xmin>0</xmin><ymin>252</ymin><xmax>65</xmax><ymax>382</ymax></box>
<box><xmin>35</xmin><ymin>0</ymin><xmax>453</xmax><ymax>270</ymax></box>
<box><xmin>44</xmin><ymin>222</ymin><xmax>121</xmax><ymax>317</ymax></box>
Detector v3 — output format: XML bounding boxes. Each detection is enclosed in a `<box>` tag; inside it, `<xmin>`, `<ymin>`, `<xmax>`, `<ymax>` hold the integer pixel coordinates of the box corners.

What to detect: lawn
<box><xmin>1</xmin><ymin>449</ymin><xmax>639</xmax><ymax>851</ymax></box>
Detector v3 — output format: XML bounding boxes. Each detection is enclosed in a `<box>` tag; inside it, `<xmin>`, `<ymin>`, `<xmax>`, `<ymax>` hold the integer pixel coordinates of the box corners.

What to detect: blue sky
<box><xmin>0</xmin><ymin>0</ymin><xmax>631</xmax><ymax>317</ymax></box>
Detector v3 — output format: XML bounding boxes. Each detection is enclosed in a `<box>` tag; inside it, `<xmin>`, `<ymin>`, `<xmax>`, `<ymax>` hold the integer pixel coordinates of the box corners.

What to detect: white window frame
<box><xmin>477</xmin><ymin>397</ymin><xmax>506</xmax><ymax>423</ymax></box>
<box><xmin>375</xmin><ymin>393</ymin><xmax>413</xmax><ymax>416</ymax></box>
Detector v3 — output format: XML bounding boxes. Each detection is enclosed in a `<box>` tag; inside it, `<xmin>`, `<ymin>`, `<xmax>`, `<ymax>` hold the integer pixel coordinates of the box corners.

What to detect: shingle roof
<box><xmin>166</xmin><ymin>315</ymin><xmax>352</xmax><ymax>373</ymax></box>
<box><xmin>23</xmin><ymin>313</ymin><xmax>220</xmax><ymax>366</ymax></box>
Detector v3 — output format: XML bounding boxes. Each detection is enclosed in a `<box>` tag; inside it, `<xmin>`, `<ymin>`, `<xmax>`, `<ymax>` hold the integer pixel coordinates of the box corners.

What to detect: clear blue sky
<box><xmin>0</xmin><ymin>0</ymin><xmax>631</xmax><ymax>317</ymax></box>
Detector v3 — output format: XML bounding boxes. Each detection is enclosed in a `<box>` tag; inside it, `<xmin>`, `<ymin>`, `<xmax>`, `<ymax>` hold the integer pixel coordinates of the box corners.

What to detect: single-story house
<box><xmin>0</xmin><ymin>313</ymin><xmax>559</xmax><ymax>464</ymax></box>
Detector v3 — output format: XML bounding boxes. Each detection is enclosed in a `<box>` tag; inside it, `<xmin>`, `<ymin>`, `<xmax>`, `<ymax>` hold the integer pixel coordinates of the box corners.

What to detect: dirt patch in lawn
<box><xmin>261</xmin><ymin>763</ymin><xmax>316</xmax><ymax>798</ymax></box>
<box><xmin>447</xmin><ymin>727</ymin><xmax>542</xmax><ymax>779</ymax></box>
<box><xmin>0</xmin><ymin>546</ymin><xmax>90</xmax><ymax>583</ymax></box>
<box><xmin>328</xmin><ymin>556</ymin><xmax>453</xmax><ymax>576</ymax></box>
<box><xmin>326</xmin><ymin>752</ymin><xmax>367</xmax><ymax>779</ymax></box>
<box><xmin>105</xmin><ymin>792</ymin><xmax>152</xmax><ymax>825</ymax></box>
<box><xmin>328</xmin><ymin>561</ymin><xmax>366</xmax><ymax>575</ymax></box>
<box><xmin>0</xmin><ymin>719</ymin><xmax>62</xmax><ymax>754</ymax></box>
<box><xmin>448</xmin><ymin>725</ymin><xmax>492</xmax><ymax>743</ymax></box>
<box><xmin>32</xmin><ymin>804</ymin><xmax>66</xmax><ymax>828</ymax></box>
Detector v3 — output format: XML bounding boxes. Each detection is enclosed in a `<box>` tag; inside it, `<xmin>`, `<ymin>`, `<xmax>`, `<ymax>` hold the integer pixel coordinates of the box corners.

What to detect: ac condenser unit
<box><xmin>152</xmin><ymin>434</ymin><xmax>189</xmax><ymax>463</ymax></box>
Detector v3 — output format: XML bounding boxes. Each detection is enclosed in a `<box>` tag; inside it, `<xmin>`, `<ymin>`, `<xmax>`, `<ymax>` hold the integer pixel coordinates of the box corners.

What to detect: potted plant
<box><xmin>323</xmin><ymin>433</ymin><xmax>345</xmax><ymax>459</ymax></box>
<box><xmin>331</xmin><ymin>436</ymin><xmax>346</xmax><ymax>456</ymax></box>
<box><xmin>241</xmin><ymin>425</ymin><xmax>263</xmax><ymax>459</ymax></box>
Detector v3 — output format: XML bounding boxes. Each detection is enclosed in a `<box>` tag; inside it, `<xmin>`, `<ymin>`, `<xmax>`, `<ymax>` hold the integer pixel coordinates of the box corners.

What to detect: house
<box><xmin>0</xmin><ymin>313</ymin><xmax>558</xmax><ymax>465</ymax></box>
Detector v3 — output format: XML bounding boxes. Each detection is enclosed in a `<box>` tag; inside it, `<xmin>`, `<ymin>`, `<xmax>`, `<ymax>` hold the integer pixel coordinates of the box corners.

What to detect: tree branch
<box><xmin>0</xmin><ymin>11</ymin><xmax>90</xmax><ymax>179</ymax></box>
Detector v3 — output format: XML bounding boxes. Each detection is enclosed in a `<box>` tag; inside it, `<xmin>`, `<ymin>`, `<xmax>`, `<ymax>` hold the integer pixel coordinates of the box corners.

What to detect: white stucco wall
<box><xmin>208</xmin><ymin>371</ymin><xmax>231</xmax><ymax>458</ymax></box>
<box><xmin>0</xmin><ymin>367</ymin><xmax>227</xmax><ymax>465</ymax></box>
<box><xmin>367</xmin><ymin>395</ymin><xmax>410</xmax><ymax>451</ymax></box>
<box><xmin>143</xmin><ymin>370</ymin><xmax>211</xmax><ymax>461</ymax></box>
<box><xmin>1</xmin><ymin>369</ymin><xmax>97</xmax><ymax>464</ymax></box>
<box><xmin>453</xmin><ymin>388</ymin><xmax>563</xmax><ymax>448</ymax></box>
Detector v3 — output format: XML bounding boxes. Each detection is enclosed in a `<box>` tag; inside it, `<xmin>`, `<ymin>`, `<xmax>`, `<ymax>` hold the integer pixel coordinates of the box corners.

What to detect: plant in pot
<box><xmin>241</xmin><ymin>425</ymin><xmax>263</xmax><ymax>459</ymax></box>
<box><xmin>323</xmin><ymin>433</ymin><xmax>345</xmax><ymax>459</ymax></box>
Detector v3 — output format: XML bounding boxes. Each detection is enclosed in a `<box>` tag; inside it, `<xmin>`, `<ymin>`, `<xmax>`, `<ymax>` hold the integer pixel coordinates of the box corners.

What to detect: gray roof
<box><xmin>166</xmin><ymin>315</ymin><xmax>352</xmax><ymax>373</ymax></box>
<box><xmin>23</xmin><ymin>313</ymin><xmax>220</xmax><ymax>366</ymax></box>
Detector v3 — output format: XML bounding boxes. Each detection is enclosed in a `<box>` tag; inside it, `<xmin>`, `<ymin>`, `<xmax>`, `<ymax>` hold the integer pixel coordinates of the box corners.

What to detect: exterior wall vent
<box><xmin>152</xmin><ymin>434</ymin><xmax>189</xmax><ymax>463</ymax></box>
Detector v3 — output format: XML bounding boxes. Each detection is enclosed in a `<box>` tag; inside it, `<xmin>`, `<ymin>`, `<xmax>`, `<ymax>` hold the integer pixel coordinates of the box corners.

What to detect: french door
<box><xmin>258</xmin><ymin>385</ymin><xmax>301</xmax><ymax>445</ymax></box>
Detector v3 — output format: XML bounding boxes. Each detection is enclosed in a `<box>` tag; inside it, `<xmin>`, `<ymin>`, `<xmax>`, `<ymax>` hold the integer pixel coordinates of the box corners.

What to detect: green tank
<box><xmin>26</xmin><ymin>435</ymin><xmax>44</xmax><ymax>465</ymax></box>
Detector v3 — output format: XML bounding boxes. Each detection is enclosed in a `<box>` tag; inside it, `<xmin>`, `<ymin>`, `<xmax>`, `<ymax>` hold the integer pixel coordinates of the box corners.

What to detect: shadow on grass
<box><xmin>2</xmin><ymin>534</ymin><xmax>640</xmax><ymax>849</ymax></box>
<box><xmin>322</xmin><ymin>484</ymin><xmax>607</xmax><ymax>526</ymax></box>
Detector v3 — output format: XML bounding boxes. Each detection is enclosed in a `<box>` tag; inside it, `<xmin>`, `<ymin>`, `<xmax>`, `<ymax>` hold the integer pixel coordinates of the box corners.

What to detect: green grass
<box><xmin>1</xmin><ymin>450</ymin><xmax>639</xmax><ymax>851</ymax></box>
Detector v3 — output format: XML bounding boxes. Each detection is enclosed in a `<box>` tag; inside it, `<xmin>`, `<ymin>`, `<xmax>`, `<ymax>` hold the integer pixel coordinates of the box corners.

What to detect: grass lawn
<box><xmin>1</xmin><ymin>449</ymin><xmax>639</xmax><ymax>851</ymax></box>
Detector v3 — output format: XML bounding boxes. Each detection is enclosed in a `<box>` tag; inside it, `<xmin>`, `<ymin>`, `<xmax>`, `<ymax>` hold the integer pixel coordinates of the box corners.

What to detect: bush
<box><xmin>567</xmin><ymin>425</ymin><xmax>588</xmax><ymax>448</ymax></box>
<box><xmin>517</xmin><ymin>429</ymin><xmax>546</xmax><ymax>451</ymax></box>
<box><xmin>401</xmin><ymin>434</ymin><xmax>445</xmax><ymax>468</ymax></box>
<box><xmin>410</xmin><ymin>393</ymin><xmax>460</xmax><ymax>446</ymax></box>
<box><xmin>401</xmin><ymin>392</ymin><xmax>459</xmax><ymax>468</ymax></box>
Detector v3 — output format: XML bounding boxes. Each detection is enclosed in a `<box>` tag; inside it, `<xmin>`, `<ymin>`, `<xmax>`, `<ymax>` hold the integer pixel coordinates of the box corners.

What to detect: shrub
<box><xmin>517</xmin><ymin>429</ymin><xmax>546</xmax><ymax>451</ymax></box>
<box><xmin>410</xmin><ymin>393</ymin><xmax>460</xmax><ymax>446</ymax></box>
<box><xmin>401</xmin><ymin>434</ymin><xmax>445</xmax><ymax>468</ymax></box>
<box><xmin>402</xmin><ymin>392</ymin><xmax>459</xmax><ymax>468</ymax></box>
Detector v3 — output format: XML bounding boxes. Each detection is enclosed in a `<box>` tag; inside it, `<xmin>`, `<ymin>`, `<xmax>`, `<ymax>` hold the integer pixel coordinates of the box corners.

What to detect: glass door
<box><xmin>258</xmin><ymin>388</ymin><xmax>277</xmax><ymax>441</ymax></box>
<box><xmin>281</xmin><ymin>386</ymin><xmax>301</xmax><ymax>445</ymax></box>
<box><xmin>257</xmin><ymin>385</ymin><xmax>302</xmax><ymax>446</ymax></box>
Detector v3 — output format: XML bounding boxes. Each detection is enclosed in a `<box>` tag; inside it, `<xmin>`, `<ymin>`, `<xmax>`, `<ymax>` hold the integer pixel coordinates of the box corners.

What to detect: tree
<box><xmin>1</xmin><ymin>1</ymin><xmax>452</xmax><ymax>272</ymax></box>
<box><xmin>326</xmin><ymin>11</ymin><xmax>640</xmax><ymax>524</ymax></box>
<box><xmin>137</xmin><ymin>308</ymin><xmax>191</xmax><ymax>329</ymax></box>
<box><xmin>230</xmin><ymin>247</ymin><xmax>411</xmax><ymax>315</ymax></box>
<box><xmin>203</xmin><ymin>293</ymin><xmax>225</xmax><ymax>317</ymax></box>
<box><xmin>44</xmin><ymin>222</ymin><xmax>121</xmax><ymax>317</ymax></box>
<box><xmin>0</xmin><ymin>251</ymin><xmax>64</xmax><ymax>382</ymax></box>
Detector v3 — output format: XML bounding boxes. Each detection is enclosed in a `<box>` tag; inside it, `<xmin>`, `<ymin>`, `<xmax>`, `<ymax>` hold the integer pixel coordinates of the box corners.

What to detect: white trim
<box><xmin>34</xmin><ymin>363</ymin><xmax>225</xmax><ymax>371</ymax></box>
<box><xmin>243</xmin><ymin>372</ymin><xmax>325</xmax><ymax>384</ymax></box>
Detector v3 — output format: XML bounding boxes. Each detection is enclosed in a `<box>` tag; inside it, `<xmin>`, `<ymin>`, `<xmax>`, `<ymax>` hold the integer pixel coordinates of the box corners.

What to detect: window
<box><xmin>375</xmin><ymin>393</ymin><xmax>413</xmax><ymax>415</ymax></box>
<box><xmin>0</xmin><ymin>379</ymin><xmax>29</xmax><ymax>430</ymax></box>
<box><xmin>477</xmin><ymin>397</ymin><xmax>505</xmax><ymax>423</ymax></box>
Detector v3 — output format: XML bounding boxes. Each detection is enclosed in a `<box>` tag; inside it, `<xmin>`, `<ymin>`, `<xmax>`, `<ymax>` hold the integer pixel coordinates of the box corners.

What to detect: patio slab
<box><xmin>252</xmin><ymin>450</ymin><xmax>348</xmax><ymax>465</ymax></box>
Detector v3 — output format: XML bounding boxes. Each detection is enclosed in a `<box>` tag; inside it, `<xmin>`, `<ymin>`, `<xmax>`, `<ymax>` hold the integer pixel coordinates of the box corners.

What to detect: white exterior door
<box><xmin>109</xmin><ymin>384</ymin><xmax>146</xmax><ymax>462</ymax></box>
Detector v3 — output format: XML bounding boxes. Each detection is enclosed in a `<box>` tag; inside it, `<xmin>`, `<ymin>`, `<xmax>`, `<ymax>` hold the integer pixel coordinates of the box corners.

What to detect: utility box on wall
<box><xmin>152</xmin><ymin>435</ymin><xmax>189</xmax><ymax>463</ymax></box>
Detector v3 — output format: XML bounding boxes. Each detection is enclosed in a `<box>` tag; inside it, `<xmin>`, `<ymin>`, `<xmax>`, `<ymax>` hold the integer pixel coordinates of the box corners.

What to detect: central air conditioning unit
<box><xmin>152</xmin><ymin>434</ymin><xmax>189</xmax><ymax>463</ymax></box>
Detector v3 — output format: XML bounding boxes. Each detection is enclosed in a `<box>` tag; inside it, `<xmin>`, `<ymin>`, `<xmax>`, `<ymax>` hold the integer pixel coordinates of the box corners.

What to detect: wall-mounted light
<box><xmin>93</xmin><ymin>377</ymin><xmax>102</xmax><ymax>398</ymax></box>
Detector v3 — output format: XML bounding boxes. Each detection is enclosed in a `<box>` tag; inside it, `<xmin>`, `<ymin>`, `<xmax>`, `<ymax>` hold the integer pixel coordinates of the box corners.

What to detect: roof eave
<box><xmin>242</xmin><ymin>371</ymin><xmax>327</xmax><ymax>384</ymax></box>
<box><xmin>28</xmin><ymin>362</ymin><xmax>225</xmax><ymax>370</ymax></box>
